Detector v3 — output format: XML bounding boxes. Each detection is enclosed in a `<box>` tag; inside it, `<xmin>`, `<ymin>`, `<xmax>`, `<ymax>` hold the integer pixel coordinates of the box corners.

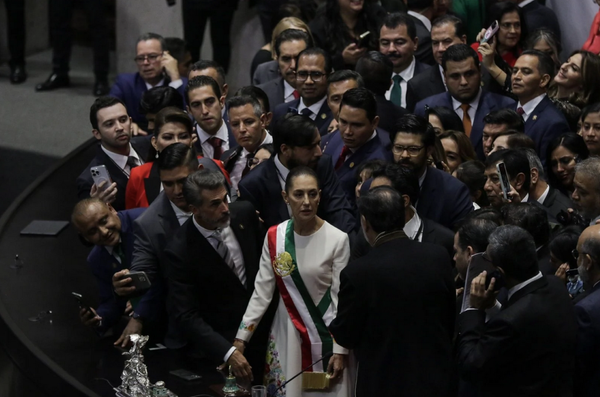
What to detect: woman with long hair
<box><xmin>439</xmin><ymin>130</ymin><xmax>477</xmax><ymax>174</ymax></box>
<box><xmin>545</xmin><ymin>133</ymin><xmax>590</xmax><ymax>196</ymax></box>
<box><xmin>549</xmin><ymin>50</ymin><xmax>600</xmax><ymax>108</ymax></box>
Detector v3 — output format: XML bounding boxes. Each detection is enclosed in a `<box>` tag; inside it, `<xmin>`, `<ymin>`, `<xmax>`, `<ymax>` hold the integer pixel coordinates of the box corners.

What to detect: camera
<box><xmin>556</xmin><ymin>210</ymin><xmax>588</xmax><ymax>227</ymax></box>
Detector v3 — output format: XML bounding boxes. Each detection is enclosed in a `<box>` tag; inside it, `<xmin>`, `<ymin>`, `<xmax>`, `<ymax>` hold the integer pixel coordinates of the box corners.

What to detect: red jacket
<box><xmin>583</xmin><ymin>11</ymin><xmax>600</xmax><ymax>55</ymax></box>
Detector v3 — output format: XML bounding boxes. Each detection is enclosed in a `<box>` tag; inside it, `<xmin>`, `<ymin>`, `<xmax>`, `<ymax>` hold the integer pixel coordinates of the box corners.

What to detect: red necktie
<box><xmin>516</xmin><ymin>107</ymin><xmax>525</xmax><ymax>116</ymax></box>
<box><xmin>292</xmin><ymin>90</ymin><xmax>300</xmax><ymax>100</ymax></box>
<box><xmin>208</xmin><ymin>136</ymin><xmax>224</xmax><ymax>160</ymax></box>
<box><xmin>335</xmin><ymin>146</ymin><xmax>351</xmax><ymax>170</ymax></box>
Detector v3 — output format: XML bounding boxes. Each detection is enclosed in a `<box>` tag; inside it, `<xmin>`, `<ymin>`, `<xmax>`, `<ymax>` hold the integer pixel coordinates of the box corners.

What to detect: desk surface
<box><xmin>0</xmin><ymin>139</ymin><xmax>224</xmax><ymax>396</ymax></box>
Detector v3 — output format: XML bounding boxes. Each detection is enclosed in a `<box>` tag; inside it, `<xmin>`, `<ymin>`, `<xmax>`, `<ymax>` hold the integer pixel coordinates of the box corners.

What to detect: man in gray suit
<box><xmin>254</xmin><ymin>29</ymin><xmax>313</xmax><ymax>96</ymax></box>
<box><xmin>111</xmin><ymin>143</ymin><xmax>200</xmax><ymax>348</ymax></box>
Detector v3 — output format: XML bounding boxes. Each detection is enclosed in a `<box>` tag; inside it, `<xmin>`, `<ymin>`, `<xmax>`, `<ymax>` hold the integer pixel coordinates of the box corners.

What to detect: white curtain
<box><xmin>546</xmin><ymin>0</ymin><xmax>598</xmax><ymax>59</ymax></box>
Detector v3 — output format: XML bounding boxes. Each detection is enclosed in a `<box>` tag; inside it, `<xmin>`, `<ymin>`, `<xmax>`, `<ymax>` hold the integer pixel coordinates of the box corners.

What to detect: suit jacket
<box><xmin>417</xmin><ymin>166</ymin><xmax>473</xmax><ymax>230</ymax></box>
<box><xmin>522</xmin><ymin>1</ymin><xmax>561</xmax><ymax>44</ymax></box>
<box><xmin>165</xmin><ymin>201</ymin><xmax>269</xmax><ymax>379</ymax></box>
<box><xmin>409</xmin><ymin>15</ymin><xmax>436</xmax><ymax>66</ymax></box>
<box><xmin>415</xmin><ymin>90</ymin><xmax>516</xmax><ymax>160</ymax></box>
<box><xmin>272</xmin><ymin>98</ymin><xmax>334</xmax><ymax>136</ymax></box>
<box><xmin>374</xmin><ymin>94</ymin><xmax>408</xmax><ymax>134</ymax></box>
<box><xmin>87</xmin><ymin>208</ymin><xmax>146</xmax><ymax>334</ymax></box>
<box><xmin>515</xmin><ymin>96</ymin><xmax>571</xmax><ymax>165</ymax></box>
<box><xmin>322</xmin><ymin>130</ymin><xmax>391</xmax><ymax>207</ymax></box>
<box><xmin>406</xmin><ymin>65</ymin><xmax>446</xmax><ymax>112</ymax></box>
<box><xmin>109</xmin><ymin>73</ymin><xmax>188</xmax><ymax>128</ymax></box>
<box><xmin>539</xmin><ymin>185</ymin><xmax>572</xmax><ymax>225</ymax></box>
<box><xmin>330</xmin><ymin>237</ymin><xmax>455</xmax><ymax>397</ymax></box>
<box><xmin>457</xmin><ymin>276</ymin><xmax>577</xmax><ymax>397</ymax></box>
<box><xmin>252</xmin><ymin>60</ymin><xmax>279</xmax><ymax>86</ymax></box>
<box><xmin>238</xmin><ymin>155</ymin><xmax>356</xmax><ymax>233</ymax></box>
<box><xmin>257</xmin><ymin>77</ymin><xmax>285</xmax><ymax>111</ymax></box>
<box><xmin>574</xmin><ymin>282</ymin><xmax>600</xmax><ymax>397</ymax></box>
<box><xmin>76</xmin><ymin>136</ymin><xmax>152</xmax><ymax>212</ymax></box>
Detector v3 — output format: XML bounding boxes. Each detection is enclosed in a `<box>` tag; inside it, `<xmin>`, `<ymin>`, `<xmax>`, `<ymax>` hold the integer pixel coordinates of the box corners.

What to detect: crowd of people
<box><xmin>59</xmin><ymin>0</ymin><xmax>600</xmax><ymax>396</ymax></box>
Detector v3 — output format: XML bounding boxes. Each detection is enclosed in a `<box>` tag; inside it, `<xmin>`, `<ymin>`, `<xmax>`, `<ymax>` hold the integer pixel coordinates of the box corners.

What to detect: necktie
<box><xmin>335</xmin><ymin>145</ymin><xmax>351</xmax><ymax>170</ymax></box>
<box><xmin>127</xmin><ymin>156</ymin><xmax>139</xmax><ymax>170</ymax></box>
<box><xmin>210</xmin><ymin>230</ymin><xmax>246</xmax><ymax>286</ymax></box>
<box><xmin>208</xmin><ymin>136</ymin><xmax>224</xmax><ymax>160</ymax></box>
<box><xmin>292</xmin><ymin>90</ymin><xmax>300</xmax><ymax>100</ymax></box>
<box><xmin>390</xmin><ymin>74</ymin><xmax>403</xmax><ymax>107</ymax></box>
<box><xmin>300</xmin><ymin>108</ymin><xmax>313</xmax><ymax>118</ymax></box>
<box><xmin>516</xmin><ymin>107</ymin><xmax>525</xmax><ymax>117</ymax></box>
<box><xmin>242</xmin><ymin>154</ymin><xmax>252</xmax><ymax>178</ymax></box>
<box><xmin>460</xmin><ymin>104</ymin><xmax>472</xmax><ymax>137</ymax></box>
<box><xmin>114</xmin><ymin>242</ymin><xmax>126</xmax><ymax>266</ymax></box>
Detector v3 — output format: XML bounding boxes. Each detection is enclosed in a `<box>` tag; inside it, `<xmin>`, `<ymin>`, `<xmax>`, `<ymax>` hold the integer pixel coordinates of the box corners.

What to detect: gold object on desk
<box><xmin>302</xmin><ymin>372</ymin><xmax>330</xmax><ymax>390</ymax></box>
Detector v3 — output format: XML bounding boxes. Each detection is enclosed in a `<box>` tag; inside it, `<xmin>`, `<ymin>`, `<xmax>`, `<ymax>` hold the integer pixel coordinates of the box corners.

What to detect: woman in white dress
<box><xmin>234</xmin><ymin>166</ymin><xmax>353</xmax><ymax>397</ymax></box>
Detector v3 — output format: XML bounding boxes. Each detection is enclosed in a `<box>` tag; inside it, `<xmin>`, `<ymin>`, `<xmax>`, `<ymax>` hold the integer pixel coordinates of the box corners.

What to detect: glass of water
<box><xmin>251</xmin><ymin>385</ymin><xmax>267</xmax><ymax>397</ymax></box>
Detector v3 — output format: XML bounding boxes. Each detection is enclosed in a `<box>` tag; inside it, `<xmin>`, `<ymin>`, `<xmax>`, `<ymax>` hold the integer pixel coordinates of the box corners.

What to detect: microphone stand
<box><xmin>267</xmin><ymin>352</ymin><xmax>333</xmax><ymax>397</ymax></box>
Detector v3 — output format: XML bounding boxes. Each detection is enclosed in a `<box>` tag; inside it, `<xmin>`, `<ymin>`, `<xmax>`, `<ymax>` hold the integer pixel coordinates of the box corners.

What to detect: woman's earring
<box><xmin>155</xmin><ymin>151</ymin><xmax>159</xmax><ymax>159</ymax></box>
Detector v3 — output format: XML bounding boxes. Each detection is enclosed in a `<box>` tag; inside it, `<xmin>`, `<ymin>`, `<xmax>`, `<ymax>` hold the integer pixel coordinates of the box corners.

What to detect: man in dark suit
<box><xmin>483</xmin><ymin>149</ymin><xmax>531</xmax><ymax>210</ymax></box>
<box><xmin>252</xmin><ymin>60</ymin><xmax>280</xmax><ymax>86</ymax></box>
<box><xmin>574</xmin><ymin>225</ymin><xmax>600</xmax><ymax>397</ymax></box>
<box><xmin>185</xmin><ymin>76</ymin><xmax>237</xmax><ymax>160</ymax></box>
<box><xmin>407</xmin><ymin>0</ymin><xmax>436</xmax><ymax>65</ymax></box>
<box><xmin>392</xmin><ymin>114</ymin><xmax>473</xmax><ymax>229</ymax></box>
<box><xmin>221</xmin><ymin>95</ymin><xmax>273</xmax><ymax>195</ymax></box>
<box><xmin>272</xmin><ymin>48</ymin><xmax>334</xmax><ymax>136</ymax></box>
<box><xmin>189</xmin><ymin>60</ymin><xmax>231</xmax><ymax>126</ymax></box>
<box><xmin>379</xmin><ymin>13</ymin><xmax>431</xmax><ymax>109</ymax></box>
<box><xmin>256</xmin><ymin>29</ymin><xmax>313</xmax><ymax>110</ymax></box>
<box><xmin>355</xmin><ymin>51</ymin><xmax>408</xmax><ymax>134</ymax></box>
<box><xmin>457</xmin><ymin>225</ymin><xmax>577</xmax><ymax>396</ymax></box>
<box><xmin>109</xmin><ymin>33</ymin><xmax>187</xmax><ymax>131</ymax></box>
<box><xmin>512</xmin><ymin>50</ymin><xmax>571</xmax><ymax>165</ymax></box>
<box><xmin>414</xmin><ymin>44</ymin><xmax>516</xmax><ymax>160</ymax></box>
<box><xmin>330</xmin><ymin>187</ymin><xmax>455</xmax><ymax>397</ymax></box>
<box><xmin>111</xmin><ymin>144</ymin><xmax>201</xmax><ymax>349</ymax></box>
<box><xmin>518</xmin><ymin>0</ymin><xmax>561</xmax><ymax>44</ymax></box>
<box><xmin>71</xmin><ymin>198</ymin><xmax>145</xmax><ymax>337</ymax></box>
<box><xmin>406</xmin><ymin>15</ymin><xmax>467</xmax><ymax>111</ymax></box>
<box><xmin>76</xmin><ymin>97</ymin><xmax>151</xmax><ymax>212</ymax></box>
<box><xmin>321</xmin><ymin>88</ymin><xmax>391</xmax><ymax>206</ymax></box>
<box><xmin>165</xmin><ymin>169</ymin><xmax>268</xmax><ymax>381</ymax></box>
<box><xmin>324</xmin><ymin>70</ymin><xmax>364</xmax><ymax>134</ymax></box>
<box><xmin>239</xmin><ymin>114</ymin><xmax>356</xmax><ymax>233</ymax></box>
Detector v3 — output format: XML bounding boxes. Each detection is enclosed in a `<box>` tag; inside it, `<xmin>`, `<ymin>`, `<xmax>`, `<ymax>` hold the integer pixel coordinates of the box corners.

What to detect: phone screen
<box><xmin>496</xmin><ymin>162</ymin><xmax>510</xmax><ymax>200</ymax></box>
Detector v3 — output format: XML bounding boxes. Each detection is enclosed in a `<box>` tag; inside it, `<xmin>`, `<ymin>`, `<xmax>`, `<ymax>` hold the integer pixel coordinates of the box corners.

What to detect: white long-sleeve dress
<box><xmin>236</xmin><ymin>220</ymin><xmax>354</xmax><ymax>397</ymax></box>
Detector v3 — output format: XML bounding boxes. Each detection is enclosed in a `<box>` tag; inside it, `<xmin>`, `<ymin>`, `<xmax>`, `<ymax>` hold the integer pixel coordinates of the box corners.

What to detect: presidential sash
<box><xmin>267</xmin><ymin>220</ymin><xmax>334</xmax><ymax>388</ymax></box>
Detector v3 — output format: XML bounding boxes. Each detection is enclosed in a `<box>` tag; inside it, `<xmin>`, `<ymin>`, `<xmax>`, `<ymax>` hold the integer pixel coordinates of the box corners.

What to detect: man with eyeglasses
<box><xmin>272</xmin><ymin>48</ymin><xmax>334</xmax><ymax>136</ymax></box>
<box><xmin>391</xmin><ymin>114</ymin><xmax>472</xmax><ymax>229</ymax></box>
<box><xmin>109</xmin><ymin>33</ymin><xmax>187</xmax><ymax>131</ymax></box>
<box><xmin>222</xmin><ymin>95</ymin><xmax>273</xmax><ymax>198</ymax></box>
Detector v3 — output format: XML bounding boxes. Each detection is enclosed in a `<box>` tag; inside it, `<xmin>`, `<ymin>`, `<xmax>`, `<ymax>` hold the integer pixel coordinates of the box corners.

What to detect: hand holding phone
<box><xmin>355</xmin><ymin>31</ymin><xmax>371</xmax><ymax>48</ymax></box>
<box><xmin>480</xmin><ymin>21</ymin><xmax>499</xmax><ymax>44</ymax></box>
<box><xmin>496</xmin><ymin>162</ymin><xmax>511</xmax><ymax>201</ymax></box>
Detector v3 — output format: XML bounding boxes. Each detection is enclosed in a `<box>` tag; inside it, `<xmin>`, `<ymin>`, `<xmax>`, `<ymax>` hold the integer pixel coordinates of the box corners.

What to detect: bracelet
<box><xmin>492</xmin><ymin>69</ymin><xmax>503</xmax><ymax>80</ymax></box>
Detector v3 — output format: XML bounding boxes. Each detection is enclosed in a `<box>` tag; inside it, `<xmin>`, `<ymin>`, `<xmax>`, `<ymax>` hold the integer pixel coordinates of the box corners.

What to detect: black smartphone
<box><xmin>356</xmin><ymin>31</ymin><xmax>371</xmax><ymax>48</ymax></box>
<box><xmin>127</xmin><ymin>271</ymin><xmax>151</xmax><ymax>293</ymax></box>
<box><xmin>169</xmin><ymin>369</ymin><xmax>202</xmax><ymax>381</ymax></box>
<box><xmin>496</xmin><ymin>162</ymin><xmax>511</xmax><ymax>201</ymax></box>
<box><xmin>71</xmin><ymin>292</ymin><xmax>92</xmax><ymax>312</ymax></box>
<box><xmin>484</xmin><ymin>269</ymin><xmax>505</xmax><ymax>292</ymax></box>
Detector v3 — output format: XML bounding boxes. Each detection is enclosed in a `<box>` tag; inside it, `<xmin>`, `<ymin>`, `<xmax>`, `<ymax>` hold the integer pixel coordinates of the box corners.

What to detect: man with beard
<box><xmin>238</xmin><ymin>114</ymin><xmax>355</xmax><ymax>233</ymax></box>
<box><xmin>573</xmin><ymin>224</ymin><xmax>600</xmax><ymax>396</ymax></box>
<box><xmin>391</xmin><ymin>114</ymin><xmax>472</xmax><ymax>229</ymax></box>
<box><xmin>379</xmin><ymin>12</ymin><xmax>431</xmax><ymax>109</ymax></box>
<box><xmin>414</xmin><ymin>44</ymin><xmax>515</xmax><ymax>160</ymax></box>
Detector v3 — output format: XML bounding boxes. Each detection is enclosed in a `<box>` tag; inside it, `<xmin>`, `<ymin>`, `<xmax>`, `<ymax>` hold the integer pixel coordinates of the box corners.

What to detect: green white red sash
<box><xmin>267</xmin><ymin>220</ymin><xmax>334</xmax><ymax>372</ymax></box>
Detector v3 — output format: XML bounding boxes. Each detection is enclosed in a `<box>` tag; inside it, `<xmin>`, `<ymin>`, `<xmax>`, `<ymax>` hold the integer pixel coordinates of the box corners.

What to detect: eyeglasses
<box><xmin>296</xmin><ymin>71</ymin><xmax>326</xmax><ymax>82</ymax></box>
<box><xmin>391</xmin><ymin>145</ymin><xmax>425</xmax><ymax>156</ymax></box>
<box><xmin>550</xmin><ymin>156</ymin><xmax>577</xmax><ymax>168</ymax></box>
<box><xmin>134</xmin><ymin>53</ymin><xmax>163</xmax><ymax>64</ymax></box>
<box><xmin>572</xmin><ymin>249</ymin><xmax>579</xmax><ymax>260</ymax></box>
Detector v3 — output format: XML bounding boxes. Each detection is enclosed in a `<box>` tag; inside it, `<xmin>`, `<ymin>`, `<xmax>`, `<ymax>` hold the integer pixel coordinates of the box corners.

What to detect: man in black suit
<box><xmin>221</xmin><ymin>95</ymin><xmax>273</xmax><ymax>195</ymax></box>
<box><xmin>256</xmin><ymin>29</ymin><xmax>313</xmax><ymax>110</ymax></box>
<box><xmin>324</xmin><ymin>70</ymin><xmax>364</xmax><ymax>134</ymax></box>
<box><xmin>112</xmin><ymin>144</ymin><xmax>200</xmax><ymax>349</ymax></box>
<box><xmin>406</xmin><ymin>15</ymin><xmax>467</xmax><ymax>111</ymax></box>
<box><xmin>392</xmin><ymin>114</ymin><xmax>473</xmax><ymax>229</ymax></box>
<box><xmin>512</xmin><ymin>50</ymin><xmax>571</xmax><ymax>165</ymax></box>
<box><xmin>407</xmin><ymin>0</ymin><xmax>436</xmax><ymax>65</ymax></box>
<box><xmin>165</xmin><ymin>169</ymin><xmax>267</xmax><ymax>381</ymax></box>
<box><xmin>518</xmin><ymin>0</ymin><xmax>561</xmax><ymax>44</ymax></box>
<box><xmin>330</xmin><ymin>187</ymin><xmax>455</xmax><ymax>397</ymax></box>
<box><xmin>379</xmin><ymin>13</ymin><xmax>431</xmax><ymax>109</ymax></box>
<box><xmin>76</xmin><ymin>97</ymin><xmax>151</xmax><ymax>212</ymax></box>
<box><xmin>272</xmin><ymin>48</ymin><xmax>334</xmax><ymax>136</ymax></box>
<box><xmin>355</xmin><ymin>51</ymin><xmax>408</xmax><ymax>134</ymax></box>
<box><xmin>238</xmin><ymin>114</ymin><xmax>356</xmax><ymax>233</ymax></box>
<box><xmin>457</xmin><ymin>225</ymin><xmax>577</xmax><ymax>396</ymax></box>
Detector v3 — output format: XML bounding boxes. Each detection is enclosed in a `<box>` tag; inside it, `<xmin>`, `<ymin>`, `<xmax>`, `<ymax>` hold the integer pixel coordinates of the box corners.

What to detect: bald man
<box><xmin>574</xmin><ymin>225</ymin><xmax>600</xmax><ymax>396</ymax></box>
<box><xmin>71</xmin><ymin>198</ymin><xmax>145</xmax><ymax>338</ymax></box>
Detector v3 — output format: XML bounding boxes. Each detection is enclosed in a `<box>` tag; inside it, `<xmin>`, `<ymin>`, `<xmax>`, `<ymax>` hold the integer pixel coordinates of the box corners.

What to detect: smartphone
<box><xmin>356</xmin><ymin>31</ymin><xmax>371</xmax><ymax>48</ymax></box>
<box><xmin>127</xmin><ymin>271</ymin><xmax>151</xmax><ymax>293</ymax></box>
<box><xmin>496</xmin><ymin>162</ymin><xmax>511</xmax><ymax>201</ymax></box>
<box><xmin>71</xmin><ymin>292</ymin><xmax>92</xmax><ymax>313</ymax></box>
<box><xmin>169</xmin><ymin>369</ymin><xmax>202</xmax><ymax>381</ymax></box>
<box><xmin>484</xmin><ymin>269</ymin><xmax>505</xmax><ymax>292</ymax></box>
<box><xmin>481</xmin><ymin>20</ymin><xmax>499</xmax><ymax>44</ymax></box>
<box><xmin>90</xmin><ymin>165</ymin><xmax>112</xmax><ymax>191</ymax></box>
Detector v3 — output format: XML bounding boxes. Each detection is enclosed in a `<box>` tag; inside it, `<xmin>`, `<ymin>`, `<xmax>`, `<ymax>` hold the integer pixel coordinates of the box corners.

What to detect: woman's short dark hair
<box><xmin>545</xmin><ymin>133</ymin><xmax>589</xmax><ymax>192</ymax></box>
<box><xmin>426</xmin><ymin>106</ymin><xmax>464</xmax><ymax>133</ymax></box>
<box><xmin>284</xmin><ymin>165</ymin><xmax>319</xmax><ymax>193</ymax></box>
<box><xmin>455</xmin><ymin>160</ymin><xmax>489</xmax><ymax>208</ymax></box>
<box><xmin>139</xmin><ymin>86</ymin><xmax>184</xmax><ymax>115</ymax></box>
<box><xmin>549</xmin><ymin>225</ymin><xmax>585</xmax><ymax>269</ymax></box>
<box><xmin>154</xmin><ymin>107</ymin><xmax>193</xmax><ymax>137</ymax></box>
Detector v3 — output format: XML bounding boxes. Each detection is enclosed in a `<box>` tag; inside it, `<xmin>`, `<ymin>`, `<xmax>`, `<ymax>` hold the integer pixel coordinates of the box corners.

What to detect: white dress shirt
<box><xmin>537</xmin><ymin>184</ymin><xmax>550</xmax><ymax>205</ymax></box>
<box><xmin>100</xmin><ymin>143</ymin><xmax>143</xmax><ymax>176</ymax></box>
<box><xmin>283</xmin><ymin>80</ymin><xmax>296</xmax><ymax>103</ymax></box>
<box><xmin>407</xmin><ymin>11</ymin><xmax>432</xmax><ymax>31</ymax></box>
<box><xmin>518</xmin><ymin>0</ymin><xmax>535</xmax><ymax>7</ymax></box>
<box><xmin>517</xmin><ymin>93</ymin><xmax>546</xmax><ymax>122</ymax></box>
<box><xmin>452</xmin><ymin>88</ymin><xmax>482</xmax><ymax>124</ymax></box>
<box><xmin>403</xmin><ymin>206</ymin><xmax>423</xmax><ymax>242</ymax></box>
<box><xmin>297</xmin><ymin>96</ymin><xmax>327</xmax><ymax>120</ymax></box>
<box><xmin>439</xmin><ymin>65</ymin><xmax>447</xmax><ymax>89</ymax></box>
<box><xmin>385</xmin><ymin>57</ymin><xmax>416</xmax><ymax>108</ymax></box>
<box><xmin>169</xmin><ymin>201</ymin><xmax>192</xmax><ymax>226</ymax></box>
<box><xmin>230</xmin><ymin>133</ymin><xmax>273</xmax><ymax>192</ymax></box>
<box><xmin>144</xmin><ymin>77</ymin><xmax>183</xmax><ymax>90</ymax></box>
<box><xmin>195</xmin><ymin>120</ymin><xmax>230</xmax><ymax>158</ymax></box>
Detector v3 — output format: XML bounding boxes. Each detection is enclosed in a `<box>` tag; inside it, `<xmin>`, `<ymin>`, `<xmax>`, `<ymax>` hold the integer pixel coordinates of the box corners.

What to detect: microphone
<box><xmin>267</xmin><ymin>351</ymin><xmax>334</xmax><ymax>397</ymax></box>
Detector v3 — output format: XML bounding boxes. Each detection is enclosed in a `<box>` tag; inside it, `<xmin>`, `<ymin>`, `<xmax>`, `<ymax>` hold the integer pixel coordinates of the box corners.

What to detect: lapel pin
<box><xmin>349</xmin><ymin>162</ymin><xmax>355</xmax><ymax>168</ymax></box>
<box><xmin>533</xmin><ymin>115</ymin><xmax>537</xmax><ymax>121</ymax></box>
<box><xmin>239</xmin><ymin>224</ymin><xmax>244</xmax><ymax>230</ymax></box>
<box><xmin>321</xmin><ymin>113</ymin><xmax>327</xmax><ymax>120</ymax></box>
